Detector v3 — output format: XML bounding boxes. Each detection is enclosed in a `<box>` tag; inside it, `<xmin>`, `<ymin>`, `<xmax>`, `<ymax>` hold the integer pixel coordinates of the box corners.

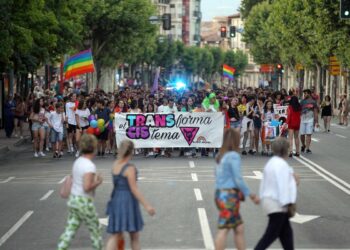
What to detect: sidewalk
<box><xmin>0</xmin><ymin>122</ymin><xmax>31</xmax><ymax>158</ymax></box>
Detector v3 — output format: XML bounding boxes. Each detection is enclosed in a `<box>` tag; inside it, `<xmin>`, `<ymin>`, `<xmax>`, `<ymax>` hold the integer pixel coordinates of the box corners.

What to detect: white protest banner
<box><xmin>274</xmin><ymin>105</ymin><xmax>288</xmax><ymax>119</ymax></box>
<box><xmin>115</xmin><ymin>112</ymin><xmax>224</xmax><ymax>148</ymax></box>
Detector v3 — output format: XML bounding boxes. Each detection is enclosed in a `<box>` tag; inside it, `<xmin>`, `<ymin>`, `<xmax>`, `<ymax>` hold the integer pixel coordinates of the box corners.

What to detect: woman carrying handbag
<box><xmin>57</xmin><ymin>134</ymin><xmax>103</xmax><ymax>250</ymax></box>
<box><xmin>255</xmin><ymin>137</ymin><xmax>299</xmax><ymax>250</ymax></box>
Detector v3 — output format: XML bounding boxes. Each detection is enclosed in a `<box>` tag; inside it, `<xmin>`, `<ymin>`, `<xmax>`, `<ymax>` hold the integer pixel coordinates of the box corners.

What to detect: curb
<box><xmin>0</xmin><ymin>136</ymin><xmax>31</xmax><ymax>159</ymax></box>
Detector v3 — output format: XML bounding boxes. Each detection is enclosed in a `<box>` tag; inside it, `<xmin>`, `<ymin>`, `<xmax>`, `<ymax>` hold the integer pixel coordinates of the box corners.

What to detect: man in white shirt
<box><xmin>168</xmin><ymin>98</ymin><xmax>178</xmax><ymax>113</ymax></box>
<box><xmin>48</xmin><ymin>103</ymin><xmax>65</xmax><ymax>158</ymax></box>
<box><xmin>65</xmin><ymin>93</ymin><xmax>77</xmax><ymax>153</ymax></box>
<box><xmin>157</xmin><ymin>98</ymin><xmax>170</xmax><ymax>113</ymax></box>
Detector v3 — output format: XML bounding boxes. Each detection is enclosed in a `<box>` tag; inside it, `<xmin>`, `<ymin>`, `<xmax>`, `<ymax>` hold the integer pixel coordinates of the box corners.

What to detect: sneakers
<box><xmin>53</xmin><ymin>151</ymin><xmax>59</xmax><ymax>158</ymax></box>
<box><xmin>242</xmin><ymin>150</ymin><xmax>247</xmax><ymax>155</ymax></box>
<box><xmin>306</xmin><ymin>149</ymin><xmax>312</xmax><ymax>154</ymax></box>
<box><xmin>293</xmin><ymin>152</ymin><xmax>300</xmax><ymax>157</ymax></box>
<box><xmin>75</xmin><ymin>151</ymin><xmax>80</xmax><ymax>158</ymax></box>
<box><xmin>34</xmin><ymin>152</ymin><xmax>39</xmax><ymax>158</ymax></box>
<box><xmin>301</xmin><ymin>146</ymin><xmax>305</xmax><ymax>153</ymax></box>
<box><xmin>45</xmin><ymin>147</ymin><xmax>50</xmax><ymax>152</ymax></box>
<box><xmin>248</xmin><ymin>150</ymin><xmax>256</xmax><ymax>155</ymax></box>
<box><xmin>39</xmin><ymin>152</ymin><xmax>46</xmax><ymax>157</ymax></box>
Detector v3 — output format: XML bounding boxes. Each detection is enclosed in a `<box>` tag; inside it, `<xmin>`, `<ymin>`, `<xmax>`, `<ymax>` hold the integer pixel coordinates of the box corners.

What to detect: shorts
<box><xmin>81</xmin><ymin>126</ymin><xmax>89</xmax><ymax>131</ymax></box>
<box><xmin>51</xmin><ymin>129</ymin><xmax>64</xmax><ymax>143</ymax></box>
<box><xmin>67</xmin><ymin>124</ymin><xmax>77</xmax><ymax>133</ymax></box>
<box><xmin>14</xmin><ymin>115</ymin><xmax>26</xmax><ymax>121</ymax></box>
<box><xmin>32</xmin><ymin>123</ymin><xmax>45</xmax><ymax>131</ymax></box>
<box><xmin>300</xmin><ymin>122</ymin><xmax>313</xmax><ymax>135</ymax></box>
<box><xmin>230</xmin><ymin>121</ymin><xmax>241</xmax><ymax>129</ymax></box>
<box><xmin>215</xmin><ymin>189</ymin><xmax>243</xmax><ymax>229</ymax></box>
<box><xmin>97</xmin><ymin>130</ymin><xmax>108</xmax><ymax>141</ymax></box>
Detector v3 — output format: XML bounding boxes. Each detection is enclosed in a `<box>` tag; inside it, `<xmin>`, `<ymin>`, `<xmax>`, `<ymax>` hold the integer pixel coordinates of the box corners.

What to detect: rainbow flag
<box><xmin>223</xmin><ymin>64</ymin><xmax>235</xmax><ymax>79</ymax></box>
<box><xmin>64</xmin><ymin>49</ymin><xmax>95</xmax><ymax>79</ymax></box>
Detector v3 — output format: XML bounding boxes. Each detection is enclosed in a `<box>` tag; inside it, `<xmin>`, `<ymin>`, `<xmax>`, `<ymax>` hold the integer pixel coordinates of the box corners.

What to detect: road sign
<box><xmin>260</xmin><ymin>64</ymin><xmax>274</xmax><ymax>73</ymax></box>
<box><xmin>296</xmin><ymin>63</ymin><xmax>304</xmax><ymax>70</ymax></box>
<box><xmin>329</xmin><ymin>56</ymin><xmax>341</xmax><ymax>76</ymax></box>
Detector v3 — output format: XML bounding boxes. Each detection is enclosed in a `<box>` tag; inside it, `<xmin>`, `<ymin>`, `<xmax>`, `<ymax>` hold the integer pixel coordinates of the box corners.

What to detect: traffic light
<box><xmin>229</xmin><ymin>26</ymin><xmax>236</xmax><ymax>38</ymax></box>
<box><xmin>340</xmin><ymin>0</ymin><xmax>350</xmax><ymax>19</ymax></box>
<box><xmin>220</xmin><ymin>26</ymin><xmax>227</xmax><ymax>38</ymax></box>
<box><xmin>276</xmin><ymin>64</ymin><xmax>284</xmax><ymax>74</ymax></box>
<box><xmin>162</xmin><ymin>13</ymin><xmax>171</xmax><ymax>30</ymax></box>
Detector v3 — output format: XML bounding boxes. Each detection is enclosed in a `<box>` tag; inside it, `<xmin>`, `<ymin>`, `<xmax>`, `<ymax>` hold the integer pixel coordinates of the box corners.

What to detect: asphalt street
<box><xmin>0</xmin><ymin>124</ymin><xmax>349</xmax><ymax>250</ymax></box>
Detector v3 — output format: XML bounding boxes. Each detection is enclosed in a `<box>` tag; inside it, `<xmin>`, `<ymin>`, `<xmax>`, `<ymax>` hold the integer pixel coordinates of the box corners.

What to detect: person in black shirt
<box><xmin>228</xmin><ymin>97</ymin><xmax>241</xmax><ymax>133</ymax></box>
<box><xmin>95</xmin><ymin>99</ymin><xmax>111</xmax><ymax>156</ymax></box>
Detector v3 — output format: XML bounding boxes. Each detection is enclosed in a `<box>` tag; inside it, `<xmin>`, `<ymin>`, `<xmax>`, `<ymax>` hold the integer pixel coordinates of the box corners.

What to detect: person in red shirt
<box><xmin>286</xmin><ymin>96</ymin><xmax>301</xmax><ymax>157</ymax></box>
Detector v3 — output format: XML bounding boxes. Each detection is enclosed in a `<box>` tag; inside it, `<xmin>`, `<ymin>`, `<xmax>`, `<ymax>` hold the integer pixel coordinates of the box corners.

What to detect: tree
<box><xmin>82</xmin><ymin>0</ymin><xmax>157</xmax><ymax>85</ymax></box>
<box><xmin>209</xmin><ymin>47</ymin><xmax>224</xmax><ymax>76</ymax></box>
<box><xmin>240</xmin><ymin>0</ymin><xmax>267</xmax><ymax>19</ymax></box>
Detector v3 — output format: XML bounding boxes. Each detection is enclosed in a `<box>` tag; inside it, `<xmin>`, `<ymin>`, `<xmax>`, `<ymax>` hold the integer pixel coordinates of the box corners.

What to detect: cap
<box><xmin>209</xmin><ymin>93</ymin><xmax>216</xmax><ymax>99</ymax></box>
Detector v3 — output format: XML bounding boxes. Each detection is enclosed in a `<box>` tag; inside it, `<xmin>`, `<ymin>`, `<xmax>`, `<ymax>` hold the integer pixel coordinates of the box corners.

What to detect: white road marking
<box><xmin>290</xmin><ymin>212</ymin><xmax>320</xmax><ymax>224</ymax></box>
<box><xmin>191</xmin><ymin>173</ymin><xmax>198</xmax><ymax>182</ymax></box>
<box><xmin>244</xmin><ymin>170</ymin><xmax>263</xmax><ymax>180</ymax></box>
<box><xmin>58</xmin><ymin>176</ymin><xmax>66</xmax><ymax>184</ymax></box>
<box><xmin>189</xmin><ymin>161</ymin><xmax>195</xmax><ymax>168</ymax></box>
<box><xmin>0</xmin><ymin>211</ymin><xmax>34</xmax><ymax>247</ymax></box>
<box><xmin>39</xmin><ymin>190</ymin><xmax>54</xmax><ymax>201</ymax></box>
<box><xmin>311</xmin><ymin>138</ymin><xmax>319</xmax><ymax>142</ymax></box>
<box><xmin>194</xmin><ymin>188</ymin><xmax>203</xmax><ymax>201</ymax></box>
<box><xmin>0</xmin><ymin>177</ymin><xmax>15</xmax><ymax>183</ymax></box>
<box><xmin>294</xmin><ymin>157</ymin><xmax>350</xmax><ymax>195</ymax></box>
<box><xmin>299</xmin><ymin>155</ymin><xmax>350</xmax><ymax>189</ymax></box>
<box><xmin>197</xmin><ymin>208</ymin><xmax>214</xmax><ymax>250</ymax></box>
<box><xmin>335</xmin><ymin>134</ymin><xmax>347</xmax><ymax>138</ymax></box>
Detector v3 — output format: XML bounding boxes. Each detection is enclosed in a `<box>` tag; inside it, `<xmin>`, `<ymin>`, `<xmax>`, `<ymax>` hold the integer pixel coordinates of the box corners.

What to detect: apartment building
<box><xmin>151</xmin><ymin>0</ymin><xmax>201</xmax><ymax>46</ymax></box>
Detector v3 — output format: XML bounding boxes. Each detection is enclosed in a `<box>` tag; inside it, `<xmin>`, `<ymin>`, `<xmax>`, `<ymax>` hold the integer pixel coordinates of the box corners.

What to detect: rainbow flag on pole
<box><xmin>223</xmin><ymin>64</ymin><xmax>235</xmax><ymax>79</ymax></box>
<box><xmin>64</xmin><ymin>49</ymin><xmax>95</xmax><ymax>79</ymax></box>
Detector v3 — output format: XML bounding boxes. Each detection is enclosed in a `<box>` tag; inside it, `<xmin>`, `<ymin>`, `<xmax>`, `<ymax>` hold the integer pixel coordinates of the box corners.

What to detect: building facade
<box><xmin>227</xmin><ymin>14</ymin><xmax>260</xmax><ymax>88</ymax></box>
<box><xmin>151</xmin><ymin>0</ymin><xmax>201</xmax><ymax>46</ymax></box>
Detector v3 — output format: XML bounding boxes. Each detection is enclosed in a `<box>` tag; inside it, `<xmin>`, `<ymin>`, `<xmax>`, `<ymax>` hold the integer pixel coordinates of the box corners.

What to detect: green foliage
<box><xmin>243</xmin><ymin>0</ymin><xmax>350</xmax><ymax>67</ymax></box>
<box><xmin>240</xmin><ymin>0</ymin><xmax>267</xmax><ymax>19</ymax></box>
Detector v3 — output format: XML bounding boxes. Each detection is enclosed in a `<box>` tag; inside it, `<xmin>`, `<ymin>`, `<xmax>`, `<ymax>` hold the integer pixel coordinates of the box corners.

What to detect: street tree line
<box><xmin>0</xmin><ymin>0</ymin><xmax>249</xmax><ymax>94</ymax></box>
<box><xmin>241</xmin><ymin>0</ymin><xmax>350</xmax><ymax>102</ymax></box>
<box><xmin>136</xmin><ymin>37</ymin><xmax>248</xmax><ymax>86</ymax></box>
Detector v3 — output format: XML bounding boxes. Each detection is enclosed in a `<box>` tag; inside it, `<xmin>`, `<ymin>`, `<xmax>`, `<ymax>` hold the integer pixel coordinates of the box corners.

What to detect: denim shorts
<box><xmin>32</xmin><ymin>122</ymin><xmax>45</xmax><ymax>131</ymax></box>
<box><xmin>230</xmin><ymin>121</ymin><xmax>241</xmax><ymax>129</ymax></box>
<box><xmin>51</xmin><ymin>129</ymin><xmax>64</xmax><ymax>142</ymax></box>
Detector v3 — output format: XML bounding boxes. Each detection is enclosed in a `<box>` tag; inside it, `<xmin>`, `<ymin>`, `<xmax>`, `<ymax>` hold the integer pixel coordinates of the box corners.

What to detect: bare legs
<box><xmin>300</xmin><ymin>134</ymin><xmax>311</xmax><ymax>150</ymax></box>
<box><xmin>288</xmin><ymin>129</ymin><xmax>300</xmax><ymax>154</ymax></box>
<box><xmin>323</xmin><ymin>116</ymin><xmax>331</xmax><ymax>131</ymax></box>
<box><xmin>215</xmin><ymin>224</ymin><xmax>246</xmax><ymax>250</ymax></box>
<box><xmin>106</xmin><ymin>233</ymin><xmax>139</xmax><ymax>250</ymax></box>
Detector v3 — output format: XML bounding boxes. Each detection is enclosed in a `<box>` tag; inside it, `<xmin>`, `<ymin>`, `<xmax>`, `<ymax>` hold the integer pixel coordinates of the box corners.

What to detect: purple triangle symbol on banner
<box><xmin>180</xmin><ymin>127</ymin><xmax>199</xmax><ymax>146</ymax></box>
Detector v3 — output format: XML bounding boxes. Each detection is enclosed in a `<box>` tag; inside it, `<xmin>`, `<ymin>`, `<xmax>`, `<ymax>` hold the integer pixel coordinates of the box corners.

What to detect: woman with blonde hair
<box><xmin>106</xmin><ymin>140</ymin><xmax>155</xmax><ymax>250</ymax></box>
<box><xmin>214</xmin><ymin>129</ymin><xmax>259</xmax><ymax>250</ymax></box>
<box><xmin>57</xmin><ymin>134</ymin><xmax>103</xmax><ymax>250</ymax></box>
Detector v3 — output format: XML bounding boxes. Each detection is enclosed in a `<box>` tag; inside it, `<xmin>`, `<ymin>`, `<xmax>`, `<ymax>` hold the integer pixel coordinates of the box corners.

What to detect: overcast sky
<box><xmin>201</xmin><ymin>0</ymin><xmax>241</xmax><ymax>21</ymax></box>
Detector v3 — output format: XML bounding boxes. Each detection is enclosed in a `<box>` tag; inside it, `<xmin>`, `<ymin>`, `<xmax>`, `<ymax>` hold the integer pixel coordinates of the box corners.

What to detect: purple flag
<box><xmin>151</xmin><ymin>67</ymin><xmax>160</xmax><ymax>94</ymax></box>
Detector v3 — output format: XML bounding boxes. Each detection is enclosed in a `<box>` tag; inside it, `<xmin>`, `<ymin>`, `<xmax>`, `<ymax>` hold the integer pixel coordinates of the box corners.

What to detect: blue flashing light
<box><xmin>175</xmin><ymin>81</ymin><xmax>186</xmax><ymax>90</ymax></box>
